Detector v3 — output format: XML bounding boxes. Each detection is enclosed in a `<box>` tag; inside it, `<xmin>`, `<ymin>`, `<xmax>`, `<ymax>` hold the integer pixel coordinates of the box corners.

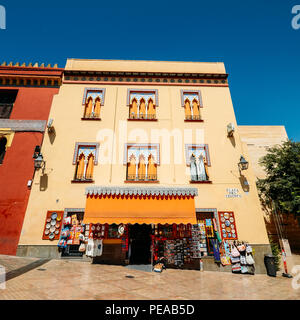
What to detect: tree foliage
<box><xmin>257</xmin><ymin>140</ymin><xmax>300</xmax><ymax>216</ymax></box>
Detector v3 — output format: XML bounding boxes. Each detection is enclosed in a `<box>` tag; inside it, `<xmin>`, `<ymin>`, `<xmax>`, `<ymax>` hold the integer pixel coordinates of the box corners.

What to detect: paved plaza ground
<box><xmin>0</xmin><ymin>254</ymin><xmax>299</xmax><ymax>300</ymax></box>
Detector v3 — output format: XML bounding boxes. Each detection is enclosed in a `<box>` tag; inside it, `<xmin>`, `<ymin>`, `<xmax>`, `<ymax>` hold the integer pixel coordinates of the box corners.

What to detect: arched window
<box><xmin>192</xmin><ymin>99</ymin><xmax>200</xmax><ymax>119</ymax></box>
<box><xmin>84</xmin><ymin>97</ymin><xmax>93</xmax><ymax>118</ymax></box>
<box><xmin>86</xmin><ymin>154</ymin><xmax>94</xmax><ymax>180</ymax></box>
<box><xmin>129</xmin><ymin>98</ymin><xmax>138</xmax><ymax>119</ymax></box>
<box><xmin>139</xmin><ymin>98</ymin><xmax>146</xmax><ymax>119</ymax></box>
<box><xmin>94</xmin><ymin>97</ymin><xmax>101</xmax><ymax>118</ymax></box>
<box><xmin>0</xmin><ymin>136</ymin><xmax>7</xmax><ymax>164</ymax></box>
<box><xmin>147</xmin><ymin>98</ymin><xmax>156</xmax><ymax>119</ymax></box>
<box><xmin>127</xmin><ymin>155</ymin><xmax>136</xmax><ymax>180</ymax></box>
<box><xmin>184</xmin><ymin>99</ymin><xmax>191</xmax><ymax>120</ymax></box>
<box><xmin>138</xmin><ymin>155</ymin><xmax>146</xmax><ymax>180</ymax></box>
<box><xmin>148</xmin><ymin>154</ymin><xmax>157</xmax><ymax>180</ymax></box>
<box><xmin>75</xmin><ymin>154</ymin><xmax>85</xmax><ymax>180</ymax></box>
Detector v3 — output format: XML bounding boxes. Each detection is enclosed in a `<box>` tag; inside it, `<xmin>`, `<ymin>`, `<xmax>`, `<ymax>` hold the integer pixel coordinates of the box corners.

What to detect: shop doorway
<box><xmin>129</xmin><ymin>224</ymin><xmax>152</xmax><ymax>264</ymax></box>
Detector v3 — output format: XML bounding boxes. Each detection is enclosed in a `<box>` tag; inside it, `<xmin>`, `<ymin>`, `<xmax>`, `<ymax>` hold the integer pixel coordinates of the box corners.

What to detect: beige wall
<box><xmin>239</xmin><ymin>126</ymin><xmax>288</xmax><ymax>179</ymax></box>
<box><xmin>19</xmin><ymin>60</ymin><xmax>269</xmax><ymax>246</ymax></box>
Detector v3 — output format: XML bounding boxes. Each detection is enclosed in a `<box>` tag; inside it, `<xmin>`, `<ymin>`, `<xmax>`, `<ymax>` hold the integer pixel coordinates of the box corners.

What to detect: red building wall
<box><xmin>0</xmin><ymin>86</ymin><xmax>60</xmax><ymax>255</ymax></box>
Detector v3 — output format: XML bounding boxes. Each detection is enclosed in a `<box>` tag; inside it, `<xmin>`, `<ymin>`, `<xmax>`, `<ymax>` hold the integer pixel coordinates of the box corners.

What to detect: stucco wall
<box><xmin>19</xmin><ymin>60</ymin><xmax>269</xmax><ymax>247</ymax></box>
<box><xmin>0</xmin><ymin>86</ymin><xmax>59</xmax><ymax>255</ymax></box>
<box><xmin>238</xmin><ymin>125</ymin><xmax>288</xmax><ymax>179</ymax></box>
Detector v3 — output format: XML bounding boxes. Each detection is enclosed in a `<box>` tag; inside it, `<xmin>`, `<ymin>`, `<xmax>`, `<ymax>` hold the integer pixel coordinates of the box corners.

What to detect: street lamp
<box><xmin>34</xmin><ymin>153</ymin><xmax>44</xmax><ymax>170</ymax></box>
<box><xmin>238</xmin><ymin>156</ymin><xmax>249</xmax><ymax>171</ymax></box>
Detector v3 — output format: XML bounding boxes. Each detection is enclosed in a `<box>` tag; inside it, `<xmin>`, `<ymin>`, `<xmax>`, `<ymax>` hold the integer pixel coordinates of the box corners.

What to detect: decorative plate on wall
<box><xmin>42</xmin><ymin>211</ymin><xmax>64</xmax><ymax>241</ymax></box>
<box><xmin>218</xmin><ymin>211</ymin><xmax>238</xmax><ymax>240</ymax></box>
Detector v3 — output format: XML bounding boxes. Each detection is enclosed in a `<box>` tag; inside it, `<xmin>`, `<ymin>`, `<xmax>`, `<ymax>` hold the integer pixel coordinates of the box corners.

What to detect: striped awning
<box><xmin>83</xmin><ymin>186</ymin><xmax>198</xmax><ymax>225</ymax></box>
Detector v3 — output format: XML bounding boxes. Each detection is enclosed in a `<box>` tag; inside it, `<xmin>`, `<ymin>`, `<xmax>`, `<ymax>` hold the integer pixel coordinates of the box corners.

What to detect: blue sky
<box><xmin>0</xmin><ymin>0</ymin><xmax>299</xmax><ymax>140</ymax></box>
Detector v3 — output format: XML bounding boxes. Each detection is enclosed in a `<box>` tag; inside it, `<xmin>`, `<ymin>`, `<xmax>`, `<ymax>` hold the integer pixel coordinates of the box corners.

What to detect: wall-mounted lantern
<box><xmin>227</xmin><ymin>123</ymin><xmax>235</xmax><ymax>137</ymax></box>
<box><xmin>47</xmin><ymin>118</ymin><xmax>54</xmax><ymax>133</ymax></box>
<box><xmin>238</xmin><ymin>155</ymin><xmax>249</xmax><ymax>171</ymax></box>
<box><xmin>33</xmin><ymin>145</ymin><xmax>45</xmax><ymax>170</ymax></box>
<box><xmin>34</xmin><ymin>153</ymin><xmax>45</xmax><ymax>170</ymax></box>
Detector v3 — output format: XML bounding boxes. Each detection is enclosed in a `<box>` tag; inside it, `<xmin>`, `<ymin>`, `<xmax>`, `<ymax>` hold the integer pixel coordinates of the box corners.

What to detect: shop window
<box><xmin>0</xmin><ymin>136</ymin><xmax>7</xmax><ymax>164</ymax></box>
<box><xmin>196</xmin><ymin>212</ymin><xmax>218</xmax><ymax>256</ymax></box>
<box><xmin>61</xmin><ymin>210</ymin><xmax>85</xmax><ymax>257</ymax></box>
<box><xmin>127</xmin><ymin>89</ymin><xmax>158</xmax><ymax>120</ymax></box>
<box><xmin>185</xmin><ymin>144</ymin><xmax>211</xmax><ymax>183</ymax></box>
<box><xmin>82</xmin><ymin>88</ymin><xmax>105</xmax><ymax>120</ymax></box>
<box><xmin>181</xmin><ymin>90</ymin><xmax>203</xmax><ymax>121</ymax></box>
<box><xmin>124</xmin><ymin>144</ymin><xmax>159</xmax><ymax>182</ymax></box>
<box><xmin>108</xmin><ymin>224</ymin><xmax>119</xmax><ymax>238</ymax></box>
<box><xmin>72</xmin><ymin>143</ymin><xmax>99</xmax><ymax>182</ymax></box>
<box><xmin>0</xmin><ymin>89</ymin><xmax>18</xmax><ymax>119</ymax></box>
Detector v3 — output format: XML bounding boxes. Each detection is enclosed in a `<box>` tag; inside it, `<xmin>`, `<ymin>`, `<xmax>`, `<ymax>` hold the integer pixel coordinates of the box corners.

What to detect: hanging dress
<box><xmin>190</xmin><ymin>155</ymin><xmax>198</xmax><ymax>181</ymax></box>
<box><xmin>197</xmin><ymin>154</ymin><xmax>207</xmax><ymax>181</ymax></box>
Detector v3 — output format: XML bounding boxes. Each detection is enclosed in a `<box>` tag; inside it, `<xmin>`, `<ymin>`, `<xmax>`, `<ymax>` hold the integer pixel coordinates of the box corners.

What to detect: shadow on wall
<box><xmin>239</xmin><ymin>174</ymin><xmax>250</xmax><ymax>192</ymax></box>
<box><xmin>40</xmin><ymin>173</ymin><xmax>48</xmax><ymax>191</ymax></box>
<box><xmin>48</xmin><ymin>127</ymin><xmax>56</xmax><ymax>145</ymax></box>
<box><xmin>229</xmin><ymin>135</ymin><xmax>236</xmax><ymax>148</ymax></box>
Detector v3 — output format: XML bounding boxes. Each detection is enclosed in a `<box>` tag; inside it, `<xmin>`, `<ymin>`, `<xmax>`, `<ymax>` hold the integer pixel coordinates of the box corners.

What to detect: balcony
<box><xmin>128</xmin><ymin>113</ymin><xmax>157</xmax><ymax>121</ymax></box>
<box><xmin>184</xmin><ymin>115</ymin><xmax>203</xmax><ymax>122</ymax></box>
<box><xmin>190</xmin><ymin>176</ymin><xmax>212</xmax><ymax>184</ymax></box>
<box><xmin>71</xmin><ymin>174</ymin><xmax>94</xmax><ymax>183</ymax></box>
<box><xmin>81</xmin><ymin>112</ymin><xmax>101</xmax><ymax>120</ymax></box>
<box><xmin>125</xmin><ymin>174</ymin><xmax>158</xmax><ymax>183</ymax></box>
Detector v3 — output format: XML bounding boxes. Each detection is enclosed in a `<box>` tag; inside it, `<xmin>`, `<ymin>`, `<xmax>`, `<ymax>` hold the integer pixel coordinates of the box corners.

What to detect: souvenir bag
<box><xmin>246</xmin><ymin>252</ymin><xmax>255</xmax><ymax>265</ymax></box>
<box><xmin>221</xmin><ymin>255</ymin><xmax>231</xmax><ymax>266</ymax></box>
<box><xmin>237</xmin><ymin>244</ymin><xmax>246</xmax><ymax>253</ymax></box>
<box><xmin>63</xmin><ymin>216</ymin><xmax>71</xmax><ymax>225</ymax></box>
<box><xmin>230</xmin><ymin>245</ymin><xmax>240</xmax><ymax>258</ymax></box>
<box><xmin>247</xmin><ymin>265</ymin><xmax>255</xmax><ymax>275</ymax></box>
<box><xmin>57</xmin><ymin>239</ymin><xmax>67</xmax><ymax>248</ymax></box>
<box><xmin>212</xmin><ymin>239</ymin><xmax>221</xmax><ymax>263</ymax></box>
<box><xmin>232</xmin><ymin>263</ymin><xmax>241</xmax><ymax>273</ymax></box>
<box><xmin>231</xmin><ymin>256</ymin><xmax>240</xmax><ymax>264</ymax></box>
<box><xmin>240</xmin><ymin>254</ymin><xmax>247</xmax><ymax>265</ymax></box>
<box><xmin>220</xmin><ymin>242</ymin><xmax>231</xmax><ymax>266</ymax></box>
<box><xmin>246</xmin><ymin>244</ymin><xmax>253</xmax><ymax>254</ymax></box>
<box><xmin>79</xmin><ymin>243</ymin><xmax>86</xmax><ymax>252</ymax></box>
<box><xmin>241</xmin><ymin>265</ymin><xmax>248</xmax><ymax>274</ymax></box>
<box><xmin>60</xmin><ymin>227</ymin><xmax>70</xmax><ymax>239</ymax></box>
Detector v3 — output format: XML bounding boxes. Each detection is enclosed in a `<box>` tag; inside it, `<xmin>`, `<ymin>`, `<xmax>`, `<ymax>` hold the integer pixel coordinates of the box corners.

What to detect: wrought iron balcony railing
<box><xmin>83</xmin><ymin>112</ymin><xmax>100</xmax><ymax>119</ymax></box>
<box><xmin>126</xmin><ymin>174</ymin><xmax>158</xmax><ymax>181</ymax></box>
<box><xmin>129</xmin><ymin>113</ymin><xmax>156</xmax><ymax>120</ymax></box>
<box><xmin>185</xmin><ymin>115</ymin><xmax>202</xmax><ymax>121</ymax></box>
<box><xmin>74</xmin><ymin>174</ymin><xmax>93</xmax><ymax>181</ymax></box>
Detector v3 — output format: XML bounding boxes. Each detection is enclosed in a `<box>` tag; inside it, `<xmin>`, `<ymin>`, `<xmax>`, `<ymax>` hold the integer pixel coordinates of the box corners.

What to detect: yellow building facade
<box><xmin>18</xmin><ymin>59</ymin><xmax>271</xmax><ymax>273</ymax></box>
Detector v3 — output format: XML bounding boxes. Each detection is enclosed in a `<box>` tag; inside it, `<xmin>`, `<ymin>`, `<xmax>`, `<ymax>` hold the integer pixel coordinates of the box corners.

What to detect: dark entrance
<box><xmin>129</xmin><ymin>224</ymin><xmax>151</xmax><ymax>264</ymax></box>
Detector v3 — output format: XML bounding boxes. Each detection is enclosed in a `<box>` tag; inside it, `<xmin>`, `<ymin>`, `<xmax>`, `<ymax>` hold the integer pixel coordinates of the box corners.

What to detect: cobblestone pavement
<box><xmin>0</xmin><ymin>255</ymin><xmax>299</xmax><ymax>300</ymax></box>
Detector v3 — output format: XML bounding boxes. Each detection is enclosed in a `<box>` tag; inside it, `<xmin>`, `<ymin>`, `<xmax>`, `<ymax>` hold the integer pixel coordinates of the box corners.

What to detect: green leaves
<box><xmin>257</xmin><ymin>140</ymin><xmax>300</xmax><ymax>216</ymax></box>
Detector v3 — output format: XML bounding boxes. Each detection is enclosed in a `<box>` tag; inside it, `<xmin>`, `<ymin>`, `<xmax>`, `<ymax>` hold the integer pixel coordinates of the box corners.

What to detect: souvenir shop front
<box><xmin>80</xmin><ymin>186</ymin><xmax>201</xmax><ymax>268</ymax></box>
<box><xmin>56</xmin><ymin>186</ymin><xmax>256</xmax><ymax>273</ymax></box>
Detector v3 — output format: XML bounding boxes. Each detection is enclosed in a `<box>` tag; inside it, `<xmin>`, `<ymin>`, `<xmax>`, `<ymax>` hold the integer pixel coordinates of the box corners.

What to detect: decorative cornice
<box><xmin>0</xmin><ymin>62</ymin><xmax>63</xmax><ymax>88</ymax></box>
<box><xmin>0</xmin><ymin>119</ymin><xmax>46</xmax><ymax>132</ymax></box>
<box><xmin>63</xmin><ymin>70</ymin><xmax>228</xmax><ymax>87</ymax></box>
<box><xmin>1</xmin><ymin>61</ymin><xmax>62</xmax><ymax>69</ymax></box>
<box><xmin>85</xmin><ymin>186</ymin><xmax>198</xmax><ymax>197</ymax></box>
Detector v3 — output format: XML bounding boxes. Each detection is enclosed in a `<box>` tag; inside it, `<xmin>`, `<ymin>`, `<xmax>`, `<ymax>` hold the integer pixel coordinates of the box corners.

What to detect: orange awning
<box><xmin>83</xmin><ymin>186</ymin><xmax>198</xmax><ymax>225</ymax></box>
